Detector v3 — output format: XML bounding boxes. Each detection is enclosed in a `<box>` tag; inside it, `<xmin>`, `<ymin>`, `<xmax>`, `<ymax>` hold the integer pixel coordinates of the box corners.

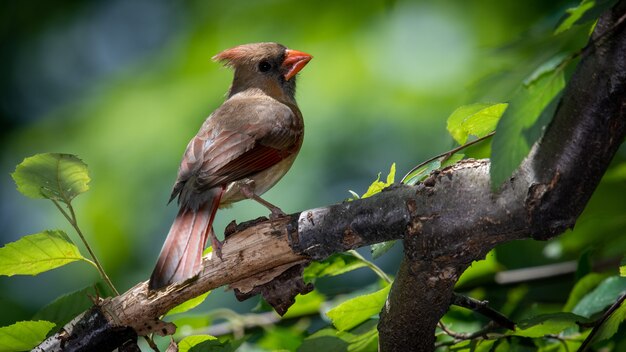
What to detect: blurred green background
<box><xmin>2</xmin><ymin>0</ymin><xmax>624</xmax><ymax>344</ymax></box>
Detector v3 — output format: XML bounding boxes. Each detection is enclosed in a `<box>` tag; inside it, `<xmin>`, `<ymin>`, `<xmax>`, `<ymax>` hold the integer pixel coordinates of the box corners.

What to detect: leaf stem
<box><xmin>51</xmin><ymin>199</ymin><xmax>119</xmax><ymax>296</ymax></box>
<box><xmin>347</xmin><ymin>250</ymin><xmax>393</xmax><ymax>284</ymax></box>
<box><xmin>401</xmin><ymin>131</ymin><xmax>495</xmax><ymax>183</ymax></box>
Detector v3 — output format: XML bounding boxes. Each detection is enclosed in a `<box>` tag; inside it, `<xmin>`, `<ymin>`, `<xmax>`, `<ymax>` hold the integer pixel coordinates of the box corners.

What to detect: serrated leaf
<box><xmin>511</xmin><ymin>313</ymin><xmax>585</xmax><ymax>338</ymax></box>
<box><xmin>491</xmin><ymin>68</ymin><xmax>565</xmax><ymax>188</ymax></box>
<box><xmin>327</xmin><ymin>284</ymin><xmax>391</xmax><ymax>331</ymax></box>
<box><xmin>177</xmin><ymin>335</ymin><xmax>217</xmax><ymax>352</ymax></box>
<box><xmin>447</xmin><ymin>103</ymin><xmax>507</xmax><ymax>145</ymax></box>
<box><xmin>371</xmin><ymin>241</ymin><xmax>396</xmax><ymax>259</ymax></box>
<box><xmin>0</xmin><ymin>230</ymin><xmax>86</xmax><ymax>276</ymax></box>
<box><xmin>12</xmin><ymin>153</ymin><xmax>90</xmax><ymax>204</ymax></box>
<box><xmin>564</xmin><ymin>273</ymin><xmax>611</xmax><ymax>312</ymax></box>
<box><xmin>555</xmin><ymin>0</ymin><xmax>618</xmax><ymax>35</ymax></box>
<box><xmin>166</xmin><ymin>292</ymin><xmax>211</xmax><ymax>316</ymax></box>
<box><xmin>573</xmin><ymin>276</ymin><xmax>626</xmax><ymax>317</ymax></box>
<box><xmin>33</xmin><ymin>284</ymin><xmax>108</xmax><ymax>328</ymax></box>
<box><xmin>0</xmin><ymin>320</ymin><xmax>56</xmax><ymax>352</ymax></box>
<box><xmin>304</xmin><ymin>253</ymin><xmax>367</xmax><ymax>283</ymax></box>
<box><xmin>361</xmin><ymin>163</ymin><xmax>395</xmax><ymax>199</ymax></box>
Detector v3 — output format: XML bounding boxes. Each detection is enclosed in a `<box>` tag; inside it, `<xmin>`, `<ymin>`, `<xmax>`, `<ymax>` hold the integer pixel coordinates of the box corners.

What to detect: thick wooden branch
<box><xmin>36</xmin><ymin>2</ymin><xmax>626</xmax><ymax>351</ymax></box>
<box><xmin>379</xmin><ymin>2</ymin><xmax>626</xmax><ymax>351</ymax></box>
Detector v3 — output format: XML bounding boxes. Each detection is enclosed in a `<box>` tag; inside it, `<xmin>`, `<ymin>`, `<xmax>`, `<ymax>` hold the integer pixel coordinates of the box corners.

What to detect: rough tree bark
<box><xmin>379</xmin><ymin>3</ymin><xmax>626</xmax><ymax>350</ymax></box>
<box><xmin>35</xmin><ymin>2</ymin><xmax>626</xmax><ymax>351</ymax></box>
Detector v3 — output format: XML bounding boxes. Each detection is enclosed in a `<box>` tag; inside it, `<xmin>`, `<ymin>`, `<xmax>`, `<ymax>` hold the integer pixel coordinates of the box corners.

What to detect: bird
<box><xmin>148</xmin><ymin>43</ymin><xmax>312</xmax><ymax>290</ymax></box>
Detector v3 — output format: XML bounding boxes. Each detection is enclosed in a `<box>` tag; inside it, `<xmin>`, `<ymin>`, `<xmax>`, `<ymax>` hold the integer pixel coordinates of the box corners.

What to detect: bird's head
<box><xmin>213</xmin><ymin>42</ymin><xmax>312</xmax><ymax>103</ymax></box>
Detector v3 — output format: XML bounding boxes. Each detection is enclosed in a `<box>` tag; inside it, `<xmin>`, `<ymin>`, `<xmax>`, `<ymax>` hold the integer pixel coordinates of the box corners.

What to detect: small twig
<box><xmin>401</xmin><ymin>132</ymin><xmax>495</xmax><ymax>183</ymax></box>
<box><xmin>578</xmin><ymin>292</ymin><xmax>626</xmax><ymax>351</ymax></box>
<box><xmin>435</xmin><ymin>321</ymin><xmax>504</xmax><ymax>348</ymax></box>
<box><xmin>452</xmin><ymin>293</ymin><xmax>516</xmax><ymax>331</ymax></box>
<box><xmin>51</xmin><ymin>199</ymin><xmax>119</xmax><ymax>296</ymax></box>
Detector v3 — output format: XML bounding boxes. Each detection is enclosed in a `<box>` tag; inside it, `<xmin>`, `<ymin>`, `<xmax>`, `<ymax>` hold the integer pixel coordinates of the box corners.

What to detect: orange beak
<box><xmin>282</xmin><ymin>49</ymin><xmax>313</xmax><ymax>81</ymax></box>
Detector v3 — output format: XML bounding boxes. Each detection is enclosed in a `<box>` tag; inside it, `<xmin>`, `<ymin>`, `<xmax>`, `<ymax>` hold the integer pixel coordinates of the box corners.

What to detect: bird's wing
<box><xmin>170</xmin><ymin>98</ymin><xmax>301</xmax><ymax>207</ymax></box>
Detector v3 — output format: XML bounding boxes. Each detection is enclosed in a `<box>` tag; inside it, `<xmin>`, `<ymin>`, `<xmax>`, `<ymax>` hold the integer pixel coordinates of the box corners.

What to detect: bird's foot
<box><xmin>240</xmin><ymin>181</ymin><xmax>288</xmax><ymax>219</ymax></box>
<box><xmin>268</xmin><ymin>206</ymin><xmax>287</xmax><ymax>220</ymax></box>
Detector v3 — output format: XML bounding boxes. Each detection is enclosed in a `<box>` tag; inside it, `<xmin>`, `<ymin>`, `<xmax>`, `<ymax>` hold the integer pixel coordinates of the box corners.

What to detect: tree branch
<box><xmin>35</xmin><ymin>2</ymin><xmax>626</xmax><ymax>351</ymax></box>
<box><xmin>378</xmin><ymin>2</ymin><xmax>626</xmax><ymax>351</ymax></box>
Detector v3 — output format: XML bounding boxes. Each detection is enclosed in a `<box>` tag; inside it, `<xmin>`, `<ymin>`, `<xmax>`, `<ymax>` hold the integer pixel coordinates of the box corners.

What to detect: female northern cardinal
<box><xmin>149</xmin><ymin>43</ymin><xmax>312</xmax><ymax>290</ymax></box>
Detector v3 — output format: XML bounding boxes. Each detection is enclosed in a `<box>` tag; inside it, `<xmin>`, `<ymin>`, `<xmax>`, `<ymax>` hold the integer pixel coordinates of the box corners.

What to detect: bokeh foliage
<box><xmin>1</xmin><ymin>0</ymin><xmax>626</xmax><ymax>351</ymax></box>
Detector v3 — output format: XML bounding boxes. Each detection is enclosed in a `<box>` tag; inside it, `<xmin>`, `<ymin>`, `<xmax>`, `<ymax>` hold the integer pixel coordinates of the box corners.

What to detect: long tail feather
<box><xmin>149</xmin><ymin>188</ymin><xmax>224</xmax><ymax>290</ymax></box>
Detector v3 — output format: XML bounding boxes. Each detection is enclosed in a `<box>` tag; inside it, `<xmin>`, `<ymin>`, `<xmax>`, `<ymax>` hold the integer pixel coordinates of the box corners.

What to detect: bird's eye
<box><xmin>258</xmin><ymin>61</ymin><xmax>272</xmax><ymax>72</ymax></box>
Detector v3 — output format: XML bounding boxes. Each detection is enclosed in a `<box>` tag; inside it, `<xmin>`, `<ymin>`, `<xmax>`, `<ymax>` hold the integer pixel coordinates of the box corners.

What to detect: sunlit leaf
<box><xmin>564</xmin><ymin>273</ymin><xmax>610</xmax><ymax>312</ymax></box>
<box><xmin>283</xmin><ymin>290</ymin><xmax>325</xmax><ymax>319</ymax></box>
<box><xmin>11</xmin><ymin>153</ymin><xmax>90</xmax><ymax>204</ymax></box>
<box><xmin>447</xmin><ymin>103</ymin><xmax>507</xmax><ymax>144</ymax></box>
<box><xmin>555</xmin><ymin>0</ymin><xmax>617</xmax><ymax>35</ymax></box>
<box><xmin>491</xmin><ymin>67</ymin><xmax>565</xmax><ymax>188</ymax></box>
<box><xmin>0</xmin><ymin>320</ymin><xmax>56</xmax><ymax>352</ymax></box>
<box><xmin>573</xmin><ymin>276</ymin><xmax>626</xmax><ymax>318</ymax></box>
<box><xmin>327</xmin><ymin>284</ymin><xmax>391</xmax><ymax>331</ymax></box>
<box><xmin>304</xmin><ymin>253</ymin><xmax>368</xmax><ymax>283</ymax></box>
<box><xmin>371</xmin><ymin>241</ymin><xmax>396</xmax><ymax>259</ymax></box>
<box><xmin>0</xmin><ymin>230</ymin><xmax>87</xmax><ymax>276</ymax></box>
<box><xmin>361</xmin><ymin>163</ymin><xmax>395</xmax><ymax>199</ymax></box>
<box><xmin>166</xmin><ymin>292</ymin><xmax>211</xmax><ymax>316</ymax></box>
<box><xmin>511</xmin><ymin>313</ymin><xmax>586</xmax><ymax>338</ymax></box>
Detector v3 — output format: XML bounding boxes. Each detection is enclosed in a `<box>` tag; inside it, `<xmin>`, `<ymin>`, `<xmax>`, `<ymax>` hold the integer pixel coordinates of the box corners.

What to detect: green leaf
<box><xmin>299</xmin><ymin>320</ymin><xmax>379</xmax><ymax>352</ymax></box>
<box><xmin>593</xmin><ymin>295</ymin><xmax>626</xmax><ymax>343</ymax></box>
<box><xmin>370</xmin><ymin>241</ymin><xmax>396</xmax><ymax>259</ymax></box>
<box><xmin>0</xmin><ymin>230</ymin><xmax>87</xmax><ymax>276</ymax></box>
<box><xmin>283</xmin><ymin>290</ymin><xmax>325</xmax><ymax>319</ymax></box>
<box><xmin>166</xmin><ymin>292</ymin><xmax>211</xmax><ymax>316</ymax></box>
<box><xmin>361</xmin><ymin>163</ymin><xmax>395</xmax><ymax>199</ymax></box>
<box><xmin>447</xmin><ymin>103</ymin><xmax>507</xmax><ymax>144</ymax></box>
<box><xmin>12</xmin><ymin>153</ymin><xmax>90</xmax><ymax>204</ymax></box>
<box><xmin>178</xmin><ymin>335</ymin><xmax>217</xmax><ymax>352</ymax></box>
<box><xmin>511</xmin><ymin>313</ymin><xmax>585</xmax><ymax>338</ymax></box>
<box><xmin>326</xmin><ymin>284</ymin><xmax>391</xmax><ymax>331</ymax></box>
<box><xmin>403</xmin><ymin>159</ymin><xmax>441</xmax><ymax>185</ymax></box>
<box><xmin>455</xmin><ymin>250</ymin><xmax>502</xmax><ymax>288</ymax></box>
<box><xmin>0</xmin><ymin>320</ymin><xmax>56</xmax><ymax>352</ymax></box>
<box><xmin>564</xmin><ymin>272</ymin><xmax>610</xmax><ymax>312</ymax></box>
<box><xmin>490</xmin><ymin>67</ymin><xmax>565</xmax><ymax>188</ymax></box>
<box><xmin>257</xmin><ymin>327</ymin><xmax>304</xmax><ymax>351</ymax></box>
<box><xmin>572</xmin><ymin>276</ymin><xmax>626</xmax><ymax>318</ymax></box>
<box><xmin>298</xmin><ymin>328</ymin><xmax>350</xmax><ymax>352</ymax></box>
<box><xmin>555</xmin><ymin>0</ymin><xmax>618</xmax><ymax>35</ymax></box>
<box><xmin>402</xmin><ymin>154</ymin><xmax>465</xmax><ymax>186</ymax></box>
<box><xmin>304</xmin><ymin>253</ymin><xmax>367</xmax><ymax>283</ymax></box>
<box><xmin>33</xmin><ymin>284</ymin><xmax>108</xmax><ymax>328</ymax></box>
